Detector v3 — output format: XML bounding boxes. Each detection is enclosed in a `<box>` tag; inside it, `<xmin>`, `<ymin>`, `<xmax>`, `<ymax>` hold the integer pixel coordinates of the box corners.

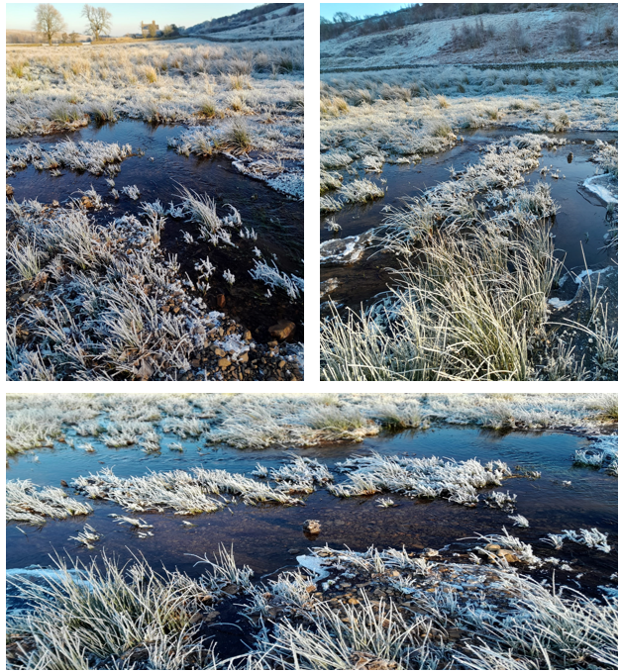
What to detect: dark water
<box><xmin>321</xmin><ymin>129</ymin><xmax>617</xmax><ymax>309</ymax></box>
<box><xmin>6</xmin><ymin>121</ymin><xmax>304</xmax><ymax>340</ymax></box>
<box><xmin>6</xmin><ymin>427</ymin><xmax>617</xmax><ymax>588</ymax></box>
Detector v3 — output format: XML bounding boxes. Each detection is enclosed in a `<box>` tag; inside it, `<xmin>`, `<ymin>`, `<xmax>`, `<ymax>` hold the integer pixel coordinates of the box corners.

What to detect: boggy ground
<box><xmin>5</xmin><ymin>393</ymin><xmax>618</xmax><ymax>670</ymax></box>
<box><xmin>6</xmin><ymin>39</ymin><xmax>304</xmax><ymax>381</ymax></box>
<box><xmin>319</xmin><ymin>58</ymin><xmax>617</xmax><ymax>381</ymax></box>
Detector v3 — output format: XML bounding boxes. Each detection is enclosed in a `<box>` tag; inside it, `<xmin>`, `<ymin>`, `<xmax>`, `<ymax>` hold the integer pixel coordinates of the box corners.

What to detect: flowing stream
<box><xmin>320</xmin><ymin>129</ymin><xmax>617</xmax><ymax>312</ymax></box>
<box><xmin>7</xmin><ymin>120</ymin><xmax>304</xmax><ymax>341</ymax></box>
<box><xmin>7</xmin><ymin>426</ymin><xmax>617</xmax><ymax>585</ymax></box>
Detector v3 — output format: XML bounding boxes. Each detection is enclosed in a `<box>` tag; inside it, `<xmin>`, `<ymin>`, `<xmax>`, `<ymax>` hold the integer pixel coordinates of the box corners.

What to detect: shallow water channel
<box><xmin>7</xmin><ymin>121</ymin><xmax>304</xmax><ymax>341</ymax></box>
<box><xmin>7</xmin><ymin>426</ymin><xmax>617</xmax><ymax>594</ymax></box>
<box><xmin>321</xmin><ymin>129</ymin><xmax>617</xmax><ymax>311</ymax></box>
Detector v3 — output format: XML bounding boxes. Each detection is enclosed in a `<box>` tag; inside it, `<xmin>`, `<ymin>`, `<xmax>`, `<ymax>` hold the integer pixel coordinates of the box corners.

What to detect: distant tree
<box><xmin>60</xmin><ymin>31</ymin><xmax>69</xmax><ymax>43</ymax></box>
<box><xmin>333</xmin><ymin>12</ymin><xmax>355</xmax><ymax>24</ymax></box>
<box><xmin>82</xmin><ymin>4</ymin><xmax>112</xmax><ymax>42</ymax></box>
<box><xmin>33</xmin><ymin>4</ymin><xmax>67</xmax><ymax>45</ymax></box>
<box><xmin>69</xmin><ymin>31</ymin><xmax>80</xmax><ymax>43</ymax></box>
<box><xmin>162</xmin><ymin>24</ymin><xmax>179</xmax><ymax>37</ymax></box>
<box><xmin>147</xmin><ymin>23</ymin><xmax>157</xmax><ymax>38</ymax></box>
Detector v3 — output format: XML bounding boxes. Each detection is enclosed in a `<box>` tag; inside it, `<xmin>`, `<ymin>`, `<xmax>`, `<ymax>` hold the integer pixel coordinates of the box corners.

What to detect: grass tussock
<box><xmin>322</xmin><ymin>226</ymin><xmax>559</xmax><ymax>381</ymax></box>
<box><xmin>199</xmin><ymin>98</ymin><xmax>218</xmax><ymax>119</ymax></box>
<box><xmin>321</xmin><ymin>133</ymin><xmax>617</xmax><ymax>381</ymax></box>
<box><xmin>8</xmin><ymin>544</ymin><xmax>616</xmax><ymax>669</ymax></box>
<box><xmin>228</xmin><ymin>119</ymin><xmax>252</xmax><ymax>153</ymax></box>
<box><xmin>7</xmin><ymin>479</ymin><xmax>93</xmax><ymax>525</ymax></box>
<box><xmin>7</xmin><ymin>553</ymin><xmax>222</xmax><ymax>669</ymax></box>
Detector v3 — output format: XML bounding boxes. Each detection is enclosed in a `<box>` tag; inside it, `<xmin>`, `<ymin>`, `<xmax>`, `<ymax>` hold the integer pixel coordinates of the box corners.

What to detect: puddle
<box><xmin>6</xmin><ymin>426</ymin><xmax>617</xmax><ymax>589</ymax></box>
<box><xmin>6</xmin><ymin>121</ymin><xmax>304</xmax><ymax>341</ymax></box>
<box><xmin>321</xmin><ymin>129</ymin><xmax>617</xmax><ymax>310</ymax></box>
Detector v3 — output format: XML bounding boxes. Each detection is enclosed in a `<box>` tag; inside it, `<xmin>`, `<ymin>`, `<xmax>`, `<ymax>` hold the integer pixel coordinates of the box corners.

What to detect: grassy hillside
<box><xmin>187</xmin><ymin>3</ymin><xmax>303</xmax><ymax>41</ymax></box>
<box><xmin>321</xmin><ymin>4</ymin><xmax>617</xmax><ymax>70</ymax></box>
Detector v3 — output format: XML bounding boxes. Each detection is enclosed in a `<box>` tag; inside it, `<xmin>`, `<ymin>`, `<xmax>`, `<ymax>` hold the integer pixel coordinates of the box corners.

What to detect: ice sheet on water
<box><xmin>7</xmin><ymin>566</ymin><xmax>92</xmax><ymax>615</ymax></box>
<box><xmin>296</xmin><ymin>555</ymin><xmax>330</xmax><ymax>582</ymax></box>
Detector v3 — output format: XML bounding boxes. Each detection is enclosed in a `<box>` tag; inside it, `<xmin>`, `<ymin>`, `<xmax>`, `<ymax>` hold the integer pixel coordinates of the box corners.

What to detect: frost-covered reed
<box><xmin>6</xmin><ymin>139</ymin><xmax>132</xmax><ymax>177</ymax></box>
<box><xmin>591</xmin><ymin>139</ymin><xmax>619</xmax><ymax>177</ymax></box>
<box><xmin>328</xmin><ymin>452</ymin><xmax>511</xmax><ymax>504</ymax></box>
<box><xmin>483</xmin><ymin>490</ymin><xmax>517</xmax><ymax>511</ymax></box>
<box><xmin>508</xmin><ymin>514</ymin><xmax>530</xmax><ymax>528</ymax></box>
<box><xmin>7</xmin><ymin>479</ymin><xmax>93</xmax><ymax>525</ymax></box>
<box><xmin>468</xmin><ymin>527</ymin><xmax>542</xmax><ymax>566</ymax></box>
<box><xmin>542</xmin><ymin>528</ymin><xmax>612</xmax><ymax>553</ymax></box>
<box><xmin>68</xmin><ymin>523</ymin><xmax>100</xmax><ymax>549</ymax></box>
<box><xmin>190</xmin><ymin>545</ymin><xmax>254</xmax><ymax>596</ymax></box>
<box><xmin>70</xmin><ymin>462</ymin><xmax>315</xmax><ymax>515</ymax></box>
<box><xmin>249</xmin><ymin>259</ymin><xmax>304</xmax><ymax>301</ymax></box>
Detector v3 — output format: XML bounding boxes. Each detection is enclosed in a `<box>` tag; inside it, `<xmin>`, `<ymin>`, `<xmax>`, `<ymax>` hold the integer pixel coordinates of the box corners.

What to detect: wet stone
<box><xmin>303</xmin><ymin>519</ymin><xmax>321</xmax><ymax>535</ymax></box>
<box><xmin>268</xmin><ymin>320</ymin><xmax>295</xmax><ymax>340</ymax></box>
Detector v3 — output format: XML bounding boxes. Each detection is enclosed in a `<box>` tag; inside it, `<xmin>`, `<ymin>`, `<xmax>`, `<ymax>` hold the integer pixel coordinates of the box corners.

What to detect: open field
<box><xmin>320</xmin><ymin>4</ymin><xmax>617</xmax><ymax>382</ymax></box>
<box><xmin>6</xmin><ymin>10</ymin><xmax>304</xmax><ymax>381</ymax></box>
<box><xmin>5</xmin><ymin>393</ymin><xmax>618</xmax><ymax>669</ymax></box>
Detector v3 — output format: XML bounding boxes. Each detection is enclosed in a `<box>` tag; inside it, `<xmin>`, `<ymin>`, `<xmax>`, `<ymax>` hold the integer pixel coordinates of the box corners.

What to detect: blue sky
<box><xmin>320</xmin><ymin>3</ymin><xmax>413</xmax><ymax>21</ymax></box>
<box><xmin>6</xmin><ymin>3</ymin><xmax>262</xmax><ymax>36</ymax></box>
